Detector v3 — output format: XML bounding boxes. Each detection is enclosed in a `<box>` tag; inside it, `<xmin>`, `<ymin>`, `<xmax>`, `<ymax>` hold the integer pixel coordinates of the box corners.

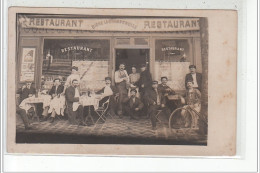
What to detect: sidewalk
<box><xmin>16</xmin><ymin>113</ymin><xmax>207</xmax><ymax>145</ymax></box>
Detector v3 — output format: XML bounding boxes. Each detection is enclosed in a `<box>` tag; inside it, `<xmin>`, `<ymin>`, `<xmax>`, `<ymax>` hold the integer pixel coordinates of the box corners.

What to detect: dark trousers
<box><xmin>16</xmin><ymin>107</ymin><xmax>30</xmax><ymax>128</ymax></box>
<box><xmin>67</xmin><ymin>104</ymin><xmax>84</xmax><ymax>124</ymax></box>
<box><xmin>125</xmin><ymin>106</ymin><xmax>141</xmax><ymax>118</ymax></box>
<box><xmin>148</xmin><ymin>104</ymin><xmax>171</xmax><ymax>128</ymax></box>
<box><xmin>99</xmin><ymin>96</ymin><xmax>117</xmax><ymax>115</ymax></box>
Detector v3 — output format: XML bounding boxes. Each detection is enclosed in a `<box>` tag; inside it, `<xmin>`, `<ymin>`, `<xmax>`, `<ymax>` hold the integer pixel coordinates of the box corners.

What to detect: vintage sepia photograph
<box><xmin>14</xmin><ymin>14</ymin><xmax>208</xmax><ymax>145</ymax></box>
<box><xmin>7</xmin><ymin>7</ymin><xmax>237</xmax><ymax>155</ymax></box>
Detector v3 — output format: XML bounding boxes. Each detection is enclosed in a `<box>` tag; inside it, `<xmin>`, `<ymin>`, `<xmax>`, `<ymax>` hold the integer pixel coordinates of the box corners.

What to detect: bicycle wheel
<box><xmin>168</xmin><ymin>107</ymin><xmax>194</xmax><ymax>132</ymax></box>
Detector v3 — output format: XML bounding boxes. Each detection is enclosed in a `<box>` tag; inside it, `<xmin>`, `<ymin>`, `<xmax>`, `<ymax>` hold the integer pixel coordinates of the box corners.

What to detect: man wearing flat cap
<box><xmin>145</xmin><ymin>81</ymin><xmax>168</xmax><ymax>130</ymax></box>
<box><xmin>185</xmin><ymin>65</ymin><xmax>202</xmax><ymax>91</ymax></box>
<box><xmin>96</xmin><ymin>77</ymin><xmax>119</xmax><ymax>116</ymax></box>
<box><xmin>125</xmin><ymin>89</ymin><xmax>144</xmax><ymax>120</ymax></box>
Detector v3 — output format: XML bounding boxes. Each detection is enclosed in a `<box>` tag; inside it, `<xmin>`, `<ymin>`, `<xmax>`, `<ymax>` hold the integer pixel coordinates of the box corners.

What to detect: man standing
<box><xmin>185</xmin><ymin>65</ymin><xmax>202</xmax><ymax>91</ymax></box>
<box><xmin>115</xmin><ymin>63</ymin><xmax>129</xmax><ymax>117</ymax></box>
<box><xmin>63</xmin><ymin>66</ymin><xmax>81</xmax><ymax>94</ymax></box>
<box><xmin>145</xmin><ymin>81</ymin><xmax>168</xmax><ymax>130</ymax></box>
<box><xmin>138</xmin><ymin>64</ymin><xmax>152</xmax><ymax>116</ymax></box>
<box><xmin>125</xmin><ymin>89</ymin><xmax>144</xmax><ymax>120</ymax></box>
<box><xmin>65</xmin><ymin>79</ymin><xmax>86</xmax><ymax>126</ymax></box>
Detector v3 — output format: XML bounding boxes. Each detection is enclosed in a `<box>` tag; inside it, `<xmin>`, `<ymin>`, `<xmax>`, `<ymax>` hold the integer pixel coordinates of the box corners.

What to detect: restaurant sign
<box><xmin>19</xmin><ymin>16</ymin><xmax>200</xmax><ymax>32</ymax></box>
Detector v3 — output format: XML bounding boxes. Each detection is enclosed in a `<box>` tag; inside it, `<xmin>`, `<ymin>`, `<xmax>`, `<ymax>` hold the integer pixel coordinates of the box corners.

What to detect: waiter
<box><xmin>115</xmin><ymin>63</ymin><xmax>129</xmax><ymax>118</ymax></box>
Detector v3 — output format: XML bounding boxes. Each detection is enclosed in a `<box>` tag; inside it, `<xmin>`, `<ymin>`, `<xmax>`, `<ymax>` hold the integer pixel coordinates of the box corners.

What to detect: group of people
<box><xmin>16</xmin><ymin>63</ymin><xmax>202</xmax><ymax>131</ymax></box>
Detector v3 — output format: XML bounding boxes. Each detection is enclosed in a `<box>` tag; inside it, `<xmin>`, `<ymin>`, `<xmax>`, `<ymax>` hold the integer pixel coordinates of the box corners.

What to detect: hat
<box><xmin>72</xmin><ymin>66</ymin><xmax>78</xmax><ymax>71</ymax></box>
<box><xmin>140</xmin><ymin>64</ymin><xmax>146</xmax><ymax>68</ymax></box>
<box><xmin>152</xmin><ymin>80</ymin><xmax>158</xmax><ymax>84</ymax></box>
<box><xmin>130</xmin><ymin>89</ymin><xmax>137</xmax><ymax>93</ymax></box>
<box><xmin>161</xmin><ymin>76</ymin><xmax>168</xmax><ymax>80</ymax></box>
<box><xmin>189</xmin><ymin>65</ymin><xmax>196</xmax><ymax>69</ymax></box>
<box><xmin>105</xmin><ymin>77</ymin><xmax>111</xmax><ymax>81</ymax></box>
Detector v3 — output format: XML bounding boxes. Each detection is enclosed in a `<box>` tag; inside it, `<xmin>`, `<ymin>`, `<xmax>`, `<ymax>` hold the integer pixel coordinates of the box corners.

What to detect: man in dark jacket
<box><xmin>65</xmin><ymin>79</ymin><xmax>86</xmax><ymax>126</ymax></box>
<box><xmin>185</xmin><ymin>65</ymin><xmax>202</xmax><ymax>91</ymax></box>
<box><xmin>96</xmin><ymin>77</ymin><xmax>119</xmax><ymax>116</ymax></box>
<box><xmin>17</xmin><ymin>81</ymin><xmax>36</xmax><ymax>104</ymax></box>
<box><xmin>125</xmin><ymin>89</ymin><xmax>144</xmax><ymax>120</ymax></box>
<box><xmin>145</xmin><ymin>81</ymin><xmax>169</xmax><ymax>130</ymax></box>
<box><xmin>138</xmin><ymin>64</ymin><xmax>152</xmax><ymax>117</ymax></box>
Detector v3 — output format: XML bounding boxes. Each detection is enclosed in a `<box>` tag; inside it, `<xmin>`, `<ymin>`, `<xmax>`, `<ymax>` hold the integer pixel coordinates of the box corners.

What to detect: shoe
<box><xmin>50</xmin><ymin>117</ymin><xmax>54</xmax><ymax>123</ymax></box>
<box><xmin>152</xmin><ymin>126</ymin><xmax>157</xmax><ymax>131</ymax></box>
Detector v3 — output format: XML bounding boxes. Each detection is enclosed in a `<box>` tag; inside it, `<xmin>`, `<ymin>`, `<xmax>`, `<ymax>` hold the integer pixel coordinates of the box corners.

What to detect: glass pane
<box><xmin>134</xmin><ymin>38</ymin><xmax>148</xmax><ymax>45</ymax></box>
<box><xmin>42</xmin><ymin>39</ymin><xmax>110</xmax><ymax>91</ymax></box>
<box><xmin>155</xmin><ymin>39</ymin><xmax>190</xmax><ymax>62</ymax></box>
<box><xmin>116</xmin><ymin>38</ymin><xmax>130</xmax><ymax>45</ymax></box>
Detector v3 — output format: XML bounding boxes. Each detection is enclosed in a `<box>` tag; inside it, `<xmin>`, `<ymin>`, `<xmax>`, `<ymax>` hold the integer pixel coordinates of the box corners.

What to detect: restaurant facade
<box><xmin>16</xmin><ymin>14</ymin><xmax>203</xmax><ymax>92</ymax></box>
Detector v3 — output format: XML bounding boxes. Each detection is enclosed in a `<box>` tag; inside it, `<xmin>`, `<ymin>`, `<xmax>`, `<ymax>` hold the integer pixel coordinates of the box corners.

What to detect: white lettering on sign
<box><xmin>61</xmin><ymin>46</ymin><xmax>93</xmax><ymax>53</ymax></box>
<box><xmin>161</xmin><ymin>47</ymin><xmax>185</xmax><ymax>52</ymax></box>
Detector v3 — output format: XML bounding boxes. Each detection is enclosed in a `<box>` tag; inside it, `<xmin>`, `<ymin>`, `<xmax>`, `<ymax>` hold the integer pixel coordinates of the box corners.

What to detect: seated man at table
<box><xmin>17</xmin><ymin>81</ymin><xmax>36</xmax><ymax>103</ymax></box>
<box><xmin>96</xmin><ymin>77</ymin><xmax>119</xmax><ymax>116</ymax></box>
<box><xmin>65</xmin><ymin>79</ymin><xmax>86</xmax><ymax>126</ymax></box>
<box><xmin>16</xmin><ymin>105</ymin><xmax>34</xmax><ymax>130</ymax></box>
<box><xmin>145</xmin><ymin>81</ymin><xmax>170</xmax><ymax>130</ymax></box>
<box><xmin>41</xmin><ymin>78</ymin><xmax>65</xmax><ymax>123</ymax></box>
<box><xmin>125</xmin><ymin>89</ymin><xmax>144</xmax><ymax>120</ymax></box>
<box><xmin>158</xmin><ymin>76</ymin><xmax>178</xmax><ymax>111</ymax></box>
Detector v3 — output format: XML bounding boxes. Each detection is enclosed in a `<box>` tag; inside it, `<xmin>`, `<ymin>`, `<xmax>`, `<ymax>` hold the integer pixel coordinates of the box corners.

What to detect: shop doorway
<box><xmin>115</xmin><ymin>49</ymin><xmax>150</xmax><ymax>74</ymax></box>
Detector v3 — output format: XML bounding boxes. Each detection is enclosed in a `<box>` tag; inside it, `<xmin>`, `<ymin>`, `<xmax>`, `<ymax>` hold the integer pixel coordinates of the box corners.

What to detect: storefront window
<box><xmin>42</xmin><ymin>39</ymin><xmax>110</xmax><ymax>91</ymax></box>
<box><xmin>155</xmin><ymin>39</ymin><xmax>190</xmax><ymax>62</ymax></box>
<box><xmin>154</xmin><ymin>39</ymin><xmax>191</xmax><ymax>91</ymax></box>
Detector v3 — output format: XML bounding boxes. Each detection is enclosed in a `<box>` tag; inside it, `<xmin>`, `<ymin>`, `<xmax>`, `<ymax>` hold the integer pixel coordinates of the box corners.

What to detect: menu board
<box><xmin>154</xmin><ymin>62</ymin><xmax>190</xmax><ymax>90</ymax></box>
<box><xmin>72</xmin><ymin>61</ymin><xmax>109</xmax><ymax>91</ymax></box>
<box><xmin>20</xmin><ymin>48</ymin><xmax>36</xmax><ymax>82</ymax></box>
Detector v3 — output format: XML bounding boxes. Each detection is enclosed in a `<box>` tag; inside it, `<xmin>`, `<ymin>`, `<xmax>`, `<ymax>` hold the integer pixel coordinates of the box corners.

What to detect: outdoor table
<box><xmin>19</xmin><ymin>94</ymin><xmax>52</xmax><ymax>121</ymax></box>
<box><xmin>79</xmin><ymin>94</ymin><xmax>101</xmax><ymax>124</ymax></box>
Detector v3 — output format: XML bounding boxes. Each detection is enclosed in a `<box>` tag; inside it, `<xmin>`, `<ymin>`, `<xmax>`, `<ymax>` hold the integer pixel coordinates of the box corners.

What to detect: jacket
<box><xmin>158</xmin><ymin>84</ymin><xmax>175</xmax><ymax>96</ymax></box>
<box><xmin>65</xmin><ymin>86</ymin><xmax>80</xmax><ymax>107</ymax></box>
<box><xmin>144</xmin><ymin>88</ymin><xmax>166</xmax><ymax>106</ymax></box>
<box><xmin>138</xmin><ymin>70</ymin><xmax>152</xmax><ymax>89</ymax></box>
<box><xmin>185</xmin><ymin>73</ymin><xmax>202</xmax><ymax>90</ymax></box>
<box><xmin>49</xmin><ymin>85</ymin><xmax>64</xmax><ymax>96</ymax></box>
<box><xmin>128</xmin><ymin>96</ymin><xmax>144</xmax><ymax>110</ymax></box>
<box><xmin>17</xmin><ymin>86</ymin><xmax>36</xmax><ymax>103</ymax></box>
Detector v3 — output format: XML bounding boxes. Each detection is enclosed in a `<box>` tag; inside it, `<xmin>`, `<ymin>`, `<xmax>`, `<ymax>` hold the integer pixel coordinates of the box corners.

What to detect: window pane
<box><xmin>42</xmin><ymin>39</ymin><xmax>110</xmax><ymax>91</ymax></box>
<box><xmin>134</xmin><ymin>38</ymin><xmax>148</xmax><ymax>45</ymax></box>
<box><xmin>116</xmin><ymin>38</ymin><xmax>130</xmax><ymax>45</ymax></box>
<box><xmin>155</xmin><ymin>39</ymin><xmax>190</xmax><ymax>62</ymax></box>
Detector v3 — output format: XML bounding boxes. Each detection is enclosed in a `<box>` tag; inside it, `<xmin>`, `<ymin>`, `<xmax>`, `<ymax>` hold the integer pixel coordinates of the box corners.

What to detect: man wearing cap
<box><xmin>145</xmin><ymin>81</ymin><xmax>168</xmax><ymax>130</ymax></box>
<box><xmin>96</xmin><ymin>77</ymin><xmax>119</xmax><ymax>116</ymax></box>
<box><xmin>185</xmin><ymin>65</ymin><xmax>202</xmax><ymax>91</ymax></box>
<box><xmin>63</xmin><ymin>66</ymin><xmax>81</xmax><ymax>94</ymax></box>
<box><xmin>125</xmin><ymin>89</ymin><xmax>144</xmax><ymax>120</ymax></box>
<box><xmin>115</xmin><ymin>63</ymin><xmax>129</xmax><ymax>117</ymax></box>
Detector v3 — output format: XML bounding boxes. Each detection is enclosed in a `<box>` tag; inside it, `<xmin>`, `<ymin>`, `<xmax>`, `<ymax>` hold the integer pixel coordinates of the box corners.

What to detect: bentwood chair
<box><xmin>95</xmin><ymin>97</ymin><xmax>110</xmax><ymax>124</ymax></box>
